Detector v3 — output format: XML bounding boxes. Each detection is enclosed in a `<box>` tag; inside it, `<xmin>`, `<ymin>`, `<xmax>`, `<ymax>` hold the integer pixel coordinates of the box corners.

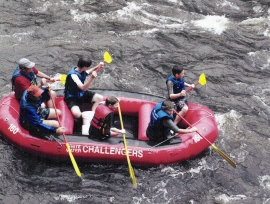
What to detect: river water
<box><xmin>0</xmin><ymin>0</ymin><xmax>270</xmax><ymax>203</ymax></box>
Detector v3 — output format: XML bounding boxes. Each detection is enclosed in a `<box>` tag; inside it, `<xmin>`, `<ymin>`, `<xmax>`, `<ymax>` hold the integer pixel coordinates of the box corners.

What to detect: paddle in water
<box><xmin>179</xmin><ymin>73</ymin><xmax>236</xmax><ymax>167</ymax></box>
<box><xmin>118</xmin><ymin>101</ymin><xmax>137</xmax><ymax>188</ymax></box>
<box><xmin>48</xmin><ymin>86</ymin><xmax>82</xmax><ymax>177</ymax></box>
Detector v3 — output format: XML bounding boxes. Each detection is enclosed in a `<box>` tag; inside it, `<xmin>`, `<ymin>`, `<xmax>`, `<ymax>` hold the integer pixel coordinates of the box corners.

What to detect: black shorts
<box><xmin>65</xmin><ymin>90</ymin><xmax>96</xmax><ymax>109</ymax></box>
<box><xmin>40</xmin><ymin>108</ymin><xmax>50</xmax><ymax>120</ymax></box>
<box><xmin>174</xmin><ymin>97</ymin><xmax>188</xmax><ymax>111</ymax></box>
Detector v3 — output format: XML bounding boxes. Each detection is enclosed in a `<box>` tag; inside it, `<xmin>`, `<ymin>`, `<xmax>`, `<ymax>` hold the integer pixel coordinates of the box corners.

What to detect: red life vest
<box><xmin>90</xmin><ymin>104</ymin><xmax>112</xmax><ymax>135</ymax></box>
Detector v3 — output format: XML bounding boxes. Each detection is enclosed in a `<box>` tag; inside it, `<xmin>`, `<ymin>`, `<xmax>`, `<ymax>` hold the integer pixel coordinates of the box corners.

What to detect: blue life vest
<box><xmin>64</xmin><ymin>67</ymin><xmax>87</xmax><ymax>98</ymax></box>
<box><xmin>11</xmin><ymin>66</ymin><xmax>38</xmax><ymax>91</ymax></box>
<box><xmin>166</xmin><ymin>75</ymin><xmax>185</xmax><ymax>94</ymax></box>
<box><xmin>147</xmin><ymin>102</ymin><xmax>174</xmax><ymax>139</ymax></box>
<box><xmin>19</xmin><ymin>89</ymin><xmax>55</xmax><ymax>133</ymax></box>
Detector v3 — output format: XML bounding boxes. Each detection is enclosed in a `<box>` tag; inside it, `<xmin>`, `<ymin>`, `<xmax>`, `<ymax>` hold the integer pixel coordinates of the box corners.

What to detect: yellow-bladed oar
<box><xmin>50</xmin><ymin>52</ymin><xmax>112</xmax><ymax>85</ymax></box>
<box><xmin>46</xmin><ymin>74</ymin><xmax>66</xmax><ymax>85</ymax></box>
<box><xmin>59</xmin><ymin>74</ymin><xmax>66</xmax><ymax>85</ymax></box>
<box><xmin>118</xmin><ymin>102</ymin><xmax>137</xmax><ymax>188</ymax></box>
<box><xmin>173</xmin><ymin>110</ymin><xmax>236</xmax><ymax>168</ymax></box>
<box><xmin>48</xmin><ymin>88</ymin><xmax>82</xmax><ymax>177</ymax></box>
<box><xmin>96</xmin><ymin>51</ymin><xmax>112</xmax><ymax>73</ymax></box>
<box><xmin>186</xmin><ymin>73</ymin><xmax>206</xmax><ymax>93</ymax></box>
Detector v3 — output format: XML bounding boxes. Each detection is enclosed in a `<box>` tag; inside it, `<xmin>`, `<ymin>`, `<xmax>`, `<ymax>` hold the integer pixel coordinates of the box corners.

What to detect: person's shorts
<box><xmin>65</xmin><ymin>90</ymin><xmax>96</xmax><ymax>109</ymax></box>
<box><xmin>174</xmin><ymin>98</ymin><xmax>188</xmax><ymax>111</ymax></box>
<box><xmin>39</xmin><ymin>108</ymin><xmax>50</xmax><ymax>120</ymax></box>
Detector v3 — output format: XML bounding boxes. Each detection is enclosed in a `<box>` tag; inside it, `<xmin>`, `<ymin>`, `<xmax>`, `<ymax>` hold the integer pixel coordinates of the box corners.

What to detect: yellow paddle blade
<box><xmin>124</xmin><ymin>138</ymin><xmax>138</xmax><ymax>188</ymax></box>
<box><xmin>198</xmin><ymin>73</ymin><xmax>206</xmax><ymax>86</ymax></box>
<box><xmin>66</xmin><ymin>143</ymin><xmax>82</xmax><ymax>177</ymax></box>
<box><xmin>104</xmin><ymin>52</ymin><xmax>112</xmax><ymax>64</ymax></box>
<box><xmin>60</xmin><ymin>74</ymin><xmax>66</xmax><ymax>85</ymax></box>
<box><xmin>212</xmin><ymin>144</ymin><xmax>237</xmax><ymax>168</ymax></box>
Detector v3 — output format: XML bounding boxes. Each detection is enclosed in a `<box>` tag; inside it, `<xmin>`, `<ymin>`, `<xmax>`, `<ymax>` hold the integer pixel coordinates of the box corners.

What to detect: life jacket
<box><xmin>90</xmin><ymin>104</ymin><xmax>113</xmax><ymax>136</ymax></box>
<box><xmin>147</xmin><ymin>102</ymin><xmax>174</xmax><ymax>139</ymax></box>
<box><xmin>166</xmin><ymin>75</ymin><xmax>185</xmax><ymax>95</ymax></box>
<box><xmin>19</xmin><ymin>90</ymin><xmax>42</xmax><ymax>126</ymax></box>
<box><xmin>64</xmin><ymin>67</ymin><xmax>87</xmax><ymax>98</ymax></box>
<box><xmin>11</xmin><ymin>66</ymin><xmax>38</xmax><ymax>91</ymax></box>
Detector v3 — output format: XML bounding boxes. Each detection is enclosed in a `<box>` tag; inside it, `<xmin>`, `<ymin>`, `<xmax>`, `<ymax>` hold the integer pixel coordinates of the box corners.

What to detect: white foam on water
<box><xmin>161</xmin><ymin>159</ymin><xmax>218</xmax><ymax>178</ymax></box>
<box><xmin>258</xmin><ymin>175</ymin><xmax>270</xmax><ymax>190</ymax></box>
<box><xmin>73</xmin><ymin>0</ymin><xmax>85</xmax><ymax>6</ymax></box>
<box><xmin>108</xmin><ymin>2</ymin><xmax>187</xmax><ymax>36</ymax></box>
<box><xmin>219</xmin><ymin>0</ymin><xmax>240</xmax><ymax>10</ymax></box>
<box><xmin>28</xmin><ymin>1</ymin><xmax>53</xmax><ymax>13</ymax></box>
<box><xmin>54</xmin><ymin>194</ymin><xmax>87</xmax><ymax>202</ymax></box>
<box><xmin>264</xmin><ymin>28</ymin><xmax>269</xmax><ymax>37</ymax></box>
<box><xmin>252</xmin><ymin>95</ymin><xmax>270</xmax><ymax>118</ymax></box>
<box><xmin>215</xmin><ymin>110</ymin><xmax>242</xmax><ymax>134</ymax></box>
<box><xmin>192</xmin><ymin>15</ymin><xmax>229</xmax><ymax>35</ymax></box>
<box><xmin>240</xmin><ymin>17</ymin><xmax>266</xmax><ymax>26</ymax></box>
<box><xmin>70</xmin><ymin>9</ymin><xmax>98</xmax><ymax>22</ymax></box>
<box><xmin>215</xmin><ymin>194</ymin><xmax>247</xmax><ymax>203</ymax></box>
<box><xmin>11</xmin><ymin>31</ymin><xmax>34</xmax><ymax>42</ymax></box>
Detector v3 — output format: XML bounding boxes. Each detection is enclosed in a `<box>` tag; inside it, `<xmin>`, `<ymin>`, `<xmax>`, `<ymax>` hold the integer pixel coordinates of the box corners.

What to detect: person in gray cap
<box><xmin>11</xmin><ymin>58</ymin><xmax>56</xmax><ymax>108</ymax></box>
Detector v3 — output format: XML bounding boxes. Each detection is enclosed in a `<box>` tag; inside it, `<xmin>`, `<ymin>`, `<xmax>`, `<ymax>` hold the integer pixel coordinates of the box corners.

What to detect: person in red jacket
<box><xmin>89</xmin><ymin>96</ymin><xmax>126</xmax><ymax>140</ymax></box>
<box><xmin>11</xmin><ymin>58</ymin><xmax>56</xmax><ymax>108</ymax></box>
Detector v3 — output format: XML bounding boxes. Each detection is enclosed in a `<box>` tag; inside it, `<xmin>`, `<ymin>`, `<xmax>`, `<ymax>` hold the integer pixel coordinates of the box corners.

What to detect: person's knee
<box><xmin>54</xmin><ymin>121</ymin><xmax>60</xmax><ymax>128</ymax></box>
<box><xmin>72</xmin><ymin>110</ymin><xmax>82</xmax><ymax>118</ymax></box>
<box><xmin>50</xmin><ymin>90</ymin><xmax>56</xmax><ymax>98</ymax></box>
<box><xmin>93</xmin><ymin>94</ymin><xmax>103</xmax><ymax>103</ymax></box>
<box><xmin>71</xmin><ymin>106</ymin><xmax>81</xmax><ymax>118</ymax></box>
<box><xmin>57</xmin><ymin>109</ymin><xmax>62</xmax><ymax>116</ymax></box>
<box><xmin>181</xmin><ymin>107</ymin><xmax>188</xmax><ymax>115</ymax></box>
<box><xmin>73</xmin><ymin>112</ymin><xmax>82</xmax><ymax>118</ymax></box>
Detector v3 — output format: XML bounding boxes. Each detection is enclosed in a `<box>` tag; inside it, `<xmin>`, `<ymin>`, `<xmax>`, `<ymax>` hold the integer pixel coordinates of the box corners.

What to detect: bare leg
<box><xmin>174</xmin><ymin>105</ymin><xmax>188</xmax><ymax>125</ymax></box>
<box><xmin>91</xmin><ymin>93</ymin><xmax>103</xmax><ymax>111</ymax></box>
<box><xmin>47</xmin><ymin>90</ymin><xmax>57</xmax><ymax>109</ymax></box>
<box><xmin>47</xmin><ymin>108</ymin><xmax>61</xmax><ymax>119</ymax></box>
<box><xmin>71</xmin><ymin>105</ymin><xmax>82</xmax><ymax>118</ymax></box>
<box><xmin>43</xmin><ymin>119</ymin><xmax>59</xmax><ymax>128</ymax></box>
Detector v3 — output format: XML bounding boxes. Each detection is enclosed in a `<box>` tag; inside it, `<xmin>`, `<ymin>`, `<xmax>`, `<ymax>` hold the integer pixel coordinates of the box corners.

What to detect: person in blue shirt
<box><xmin>166</xmin><ymin>65</ymin><xmax>195</xmax><ymax>125</ymax></box>
<box><xmin>19</xmin><ymin>85</ymin><xmax>65</xmax><ymax>135</ymax></box>
<box><xmin>146</xmin><ymin>99</ymin><xmax>197</xmax><ymax>142</ymax></box>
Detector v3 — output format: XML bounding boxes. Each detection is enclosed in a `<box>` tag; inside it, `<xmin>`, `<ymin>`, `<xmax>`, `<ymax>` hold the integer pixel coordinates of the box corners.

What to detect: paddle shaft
<box><xmin>96</xmin><ymin>60</ymin><xmax>107</xmax><ymax>73</ymax></box>
<box><xmin>173</xmin><ymin>109</ymin><xmax>236</xmax><ymax>168</ymax></box>
<box><xmin>118</xmin><ymin>103</ymin><xmax>137</xmax><ymax>188</ymax></box>
<box><xmin>48</xmin><ymin>89</ymin><xmax>82</xmax><ymax>177</ymax></box>
<box><xmin>185</xmin><ymin>81</ymin><xmax>199</xmax><ymax>93</ymax></box>
<box><xmin>47</xmin><ymin>90</ymin><xmax>67</xmax><ymax>142</ymax></box>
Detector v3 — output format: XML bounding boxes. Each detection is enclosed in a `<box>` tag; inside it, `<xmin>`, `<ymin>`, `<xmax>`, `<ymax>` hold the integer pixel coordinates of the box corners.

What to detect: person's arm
<box><xmin>167</xmin><ymin>81</ymin><xmax>185</xmax><ymax>100</ymax></box>
<box><xmin>86</xmin><ymin>62</ymin><xmax>104</xmax><ymax>75</ymax></box>
<box><xmin>36</xmin><ymin>70</ymin><xmax>53</xmax><ymax>81</ymax></box>
<box><xmin>184</xmin><ymin>82</ymin><xmax>195</xmax><ymax>89</ymax></box>
<box><xmin>108</xmin><ymin>113</ymin><xmax>126</xmax><ymax>134</ymax></box>
<box><xmin>163</xmin><ymin>119</ymin><xmax>197</xmax><ymax>133</ymax></box>
<box><xmin>71</xmin><ymin>73</ymin><xmax>97</xmax><ymax>91</ymax></box>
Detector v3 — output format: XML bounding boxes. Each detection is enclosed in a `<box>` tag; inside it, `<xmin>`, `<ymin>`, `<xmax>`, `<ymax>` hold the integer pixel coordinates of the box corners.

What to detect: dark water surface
<box><xmin>0</xmin><ymin>0</ymin><xmax>270</xmax><ymax>203</ymax></box>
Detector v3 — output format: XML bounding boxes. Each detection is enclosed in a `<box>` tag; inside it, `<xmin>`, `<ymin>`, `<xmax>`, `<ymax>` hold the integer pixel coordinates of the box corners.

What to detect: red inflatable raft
<box><xmin>0</xmin><ymin>90</ymin><xmax>218</xmax><ymax>166</ymax></box>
